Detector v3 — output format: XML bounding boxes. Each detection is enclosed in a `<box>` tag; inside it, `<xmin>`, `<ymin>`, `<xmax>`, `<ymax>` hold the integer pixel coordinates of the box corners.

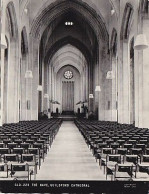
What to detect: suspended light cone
<box><xmin>89</xmin><ymin>94</ymin><xmax>94</xmax><ymax>98</ymax></box>
<box><xmin>111</xmin><ymin>9</ymin><xmax>115</xmax><ymax>15</ymax></box>
<box><xmin>44</xmin><ymin>94</ymin><xmax>49</xmax><ymax>98</ymax></box>
<box><xmin>37</xmin><ymin>85</ymin><xmax>42</xmax><ymax>91</ymax></box>
<box><xmin>0</xmin><ymin>33</ymin><xmax>7</xmax><ymax>49</ymax></box>
<box><xmin>134</xmin><ymin>34</ymin><xmax>148</xmax><ymax>50</ymax></box>
<box><xmin>106</xmin><ymin>71</ymin><xmax>115</xmax><ymax>79</ymax></box>
<box><xmin>25</xmin><ymin>70</ymin><xmax>33</xmax><ymax>79</ymax></box>
<box><xmin>95</xmin><ymin>86</ymin><xmax>101</xmax><ymax>92</ymax></box>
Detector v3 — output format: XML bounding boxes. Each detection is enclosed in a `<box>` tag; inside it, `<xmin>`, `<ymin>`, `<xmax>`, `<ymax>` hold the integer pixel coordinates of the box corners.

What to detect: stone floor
<box><xmin>36</xmin><ymin>121</ymin><xmax>105</xmax><ymax>180</ymax></box>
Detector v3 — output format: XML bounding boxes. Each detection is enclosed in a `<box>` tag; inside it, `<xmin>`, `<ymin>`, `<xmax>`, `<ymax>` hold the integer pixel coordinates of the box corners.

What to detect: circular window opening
<box><xmin>64</xmin><ymin>70</ymin><xmax>73</xmax><ymax>79</ymax></box>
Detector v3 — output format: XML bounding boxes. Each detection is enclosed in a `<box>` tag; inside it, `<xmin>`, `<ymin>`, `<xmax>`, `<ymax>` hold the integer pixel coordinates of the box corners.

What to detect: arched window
<box><xmin>21</xmin><ymin>27</ymin><xmax>28</xmax><ymax>55</ymax></box>
<box><xmin>121</xmin><ymin>3</ymin><xmax>133</xmax><ymax>40</ymax></box>
<box><xmin>111</xmin><ymin>28</ymin><xmax>117</xmax><ymax>56</ymax></box>
<box><xmin>6</xmin><ymin>2</ymin><xmax>18</xmax><ymax>39</ymax></box>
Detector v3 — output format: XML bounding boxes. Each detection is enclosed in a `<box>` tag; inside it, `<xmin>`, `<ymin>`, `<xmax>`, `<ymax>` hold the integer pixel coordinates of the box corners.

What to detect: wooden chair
<box><xmin>106</xmin><ymin>154</ymin><xmax>121</xmax><ymax>180</ymax></box>
<box><xmin>124</xmin><ymin>155</ymin><xmax>139</xmax><ymax>165</ymax></box>
<box><xmin>21</xmin><ymin>154</ymin><xmax>37</xmax><ymax>179</ymax></box>
<box><xmin>114</xmin><ymin>164</ymin><xmax>134</xmax><ymax>181</ymax></box>
<box><xmin>133</xmin><ymin>164</ymin><xmax>149</xmax><ymax>180</ymax></box>
<box><xmin>10</xmin><ymin>163</ymin><xmax>29</xmax><ymax>180</ymax></box>
<box><xmin>28</xmin><ymin>148</ymin><xmax>41</xmax><ymax>169</ymax></box>
<box><xmin>4</xmin><ymin>154</ymin><xmax>19</xmax><ymax>165</ymax></box>
<box><xmin>0</xmin><ymin>164</ymin><xmax>8</xmax><ymax>178</ymax></box>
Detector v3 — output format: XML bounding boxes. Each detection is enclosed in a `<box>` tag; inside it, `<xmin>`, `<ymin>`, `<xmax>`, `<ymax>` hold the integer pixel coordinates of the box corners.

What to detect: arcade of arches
<box><xmin>0</xmin><ymin>0</ymin><xmax>149</xmax><ymax>183</ymax></box>
<box><xmin>1</xmin><ymin>0</ymin><xmax>149</xmax><ymax>128</ymax></box>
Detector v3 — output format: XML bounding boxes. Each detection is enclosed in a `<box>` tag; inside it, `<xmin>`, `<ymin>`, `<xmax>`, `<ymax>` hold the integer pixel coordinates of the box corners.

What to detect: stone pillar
<box><xmin>117</xmin><ymin>40</ymin><xmax>123</xmax><ymax>124</ymax></box>
<box><xmin>43</xmin><ymin>63</ymin><xmax>48</xmax><ymax>111</ymax></box>
<box><xmin>111</xmin><ymin>57</ymin><xmax>118</xmax><ymax>121</ymax></box>
<box><xmin>20</xmin><ymin>57</ymin><xmax>27</xmax><ymax>121</ymax></box>
<box><xmin>88</xmin><ymin>63</ymin><xmax>94</xmax><ymax>112</ymax></box>
<box><xmin>98</xmin><ymin>45</ymin><xmax>104</xmax><ymax>121</ymax></box>
<box><xmin>122</xmin><ymin>43</ymin><xmax>130</xmax><ymax>124</ymax></box>
<box><xmin>141</xmin><ymin>19</ymin><xmax>149</xmax><ymax>128</ymax></box>
<box><xmin>31</xmin><ymin>37</ymin><xmax>39</xmax><ymax>120</ymax></box>
<box><xmin>135</xmin><ymin>49</ymin><xmax>143</xmax><ymax>128</ymax></box>
<box><xmin>0</xmin><ymin>49</ymin><xmax>5</xmax><ymax>126</ymax></box>
<box><xmin>49</xmin><ymin>65</ymin><xmax>52</xmax><ymax>113</ymax></box>
<box><xmin>7</xmin><ymin>41</ymin><xmax>19</xmax><ymax>123</ymax></box>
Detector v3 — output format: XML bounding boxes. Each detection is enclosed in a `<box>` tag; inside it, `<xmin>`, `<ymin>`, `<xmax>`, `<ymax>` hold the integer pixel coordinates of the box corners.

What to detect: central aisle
<box><xmin>36</xmin><ymin>121</ymin><xmax>105</xmax><ymax>180</ymax></box>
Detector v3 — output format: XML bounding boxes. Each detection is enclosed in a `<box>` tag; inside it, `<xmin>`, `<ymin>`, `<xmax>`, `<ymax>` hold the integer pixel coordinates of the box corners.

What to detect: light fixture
<box><xmin>106</xmin><ymin>71</ymin><xmax>115</xmax><ymax>79</ymax></box>
<box><xmin>37</xmin><ymin>85</ymin><xmax>42</xmax><ymax>91</ymax></box>
<box><xmin>24</xmin><ymin>8</ymin><xmax>28</xmax><ymax>14</ymax></box>
<box><xmin>111</xmin><ymin>9</ymin><xmax>115</xmax><ymax>15</ymax></box>
<box><xmin>65</xmin><ymin>22</ymin><xmax>74</xmax><ymax>26</ymax></box>
<box><xmin>134</xmin><ymin>34</ymin><xmax>148</xmax><ymax>50</ymax></box>
<box><xmin>44</xmin><ymin>94</ymin><xmax>49</xmax><ymax>98</ymax></box>
<box><xmin>95</xmin><ymin>86</ymin><xmax>101</xmax><ymax>92</ymax></box>
<box><xmin>25</xmin><ymin>70</ymin><xmax>33</xmax><ymax>79</ymax></box>
<box><xmin>89</xmin><ymin>94</ymin><xmax>94</xmax><ymax>98</ymax></box>
<box><xmin>0</xmin><ymin>33</ymin><xmax>7</xmax><ymax>49</ymax></box>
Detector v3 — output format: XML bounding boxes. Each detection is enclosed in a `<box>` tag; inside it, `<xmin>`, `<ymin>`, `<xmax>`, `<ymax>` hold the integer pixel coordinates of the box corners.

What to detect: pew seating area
<box><xmin>0</xmin><ymin>119</ymin><xmax>62</xmax><ymax>180</ymax></box>
<box><xmin>75</xmin><ymin>119</ymin><xmax>149</xmax><ymax>181</ymax></box>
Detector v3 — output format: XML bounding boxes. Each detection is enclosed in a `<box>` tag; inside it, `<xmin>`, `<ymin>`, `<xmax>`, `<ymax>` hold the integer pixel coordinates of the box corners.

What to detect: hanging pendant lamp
<box><xmin>95</xmin><ymin>86</ymin><xmax>101</xmax><ymax>92</ymax></box>
<box><xmin>89</xmin><ymin>94</ymin><xmax>94</xmax><ymax>98</ymax></box>
<box><xmin>25</xmin><ymin>70</ymin><xmax>33</xmax><ymax>79</ymax></box>
<box><xmin>0</xmin><ymin>33</ymin><xmax>7</xmax><ymax>49</ymax></box>
<box><xmin>37</xmin><ymin>85</ymin><xmax>42</xmax><ymax>91</ymax></box>
<box><xmin>44</xmin><ymin>94</ymin><xmax>49</xmax><ymax>98</ymax></box>
<box><xmin>134</xmin><ymin>34</ymin><xmax>148</xmax><ymax>50</ymax></box>
<box><xmin>106</xmin><ymin>71</ymin><xmax>115</xmax><ymax>79</ymax></box>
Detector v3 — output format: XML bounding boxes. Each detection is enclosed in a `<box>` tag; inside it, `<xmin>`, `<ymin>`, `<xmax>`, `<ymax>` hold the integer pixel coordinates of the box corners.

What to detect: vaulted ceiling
<box><xmin>21</xmin><ymin>0</ymin><xmax>119</xmax><ymax>72</ymax></box>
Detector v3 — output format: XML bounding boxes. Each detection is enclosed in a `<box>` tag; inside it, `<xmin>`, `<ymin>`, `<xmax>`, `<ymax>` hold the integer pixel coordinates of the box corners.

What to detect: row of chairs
<box><xmin>104</xmin><ymin>154</ymin><xmax>149</xmax><ymax>181</ymax></box>
<box><xmin>0</xmin><ymin>119</ymin><xmax>62</xmax><ymax>180</ymax></box>
<box><xmin>75</xmin><ymin>119</ymin><xmax>149</xmax><ymax>181</ymax></box>
<box><xmin>0</xmin><ymin>163</ymin><xmax>31</xmax><ymax>180</ymax></box>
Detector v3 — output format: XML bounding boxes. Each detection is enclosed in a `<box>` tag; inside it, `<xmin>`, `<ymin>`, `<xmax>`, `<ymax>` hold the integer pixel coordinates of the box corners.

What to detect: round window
<box><xmin>64</xmin><ymin>70</ymin><xmax>73</xmax><ymax>79</ymax></box>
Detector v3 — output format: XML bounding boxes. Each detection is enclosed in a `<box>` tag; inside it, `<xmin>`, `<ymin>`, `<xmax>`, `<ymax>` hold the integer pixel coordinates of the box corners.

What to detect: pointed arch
<box><xmin>45</xmin><ymin>36</ymin><xmax>92</xmax><ymax>65</ymax></box>
<box><xmin>21</xmin><ymin>26</ymin><xmax>28</xmax><ymax>55</ymax></box>
<box><xmin>110</xmin><ymin>28</ymin><xmax>117</xmax><ymax>56</ymax></box>
<box><xmin>140</xmin><ymin>0</ymin><xmax>148</xmax><ymax>13</ymax></box>
<box><xmin>6</xmin><ymin>1</ymin><xmax>18</xmax><ymax>40</ymax></box>
<box><xmin>30</xmin><ymin>0</ymin><xmax>108</xmax><ymax>42</ymax></box>
<box><xmin>120</xmin><ymin>3</ymin><xmax>134</xmax><ymax>40</ymax></box>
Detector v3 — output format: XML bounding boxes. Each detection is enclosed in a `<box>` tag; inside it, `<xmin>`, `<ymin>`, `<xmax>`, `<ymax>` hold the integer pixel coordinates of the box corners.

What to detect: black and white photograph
<box><xmin>0</xmin><ymin>0</ymin><xmax>149</xmax><ymax>193</ymax></box>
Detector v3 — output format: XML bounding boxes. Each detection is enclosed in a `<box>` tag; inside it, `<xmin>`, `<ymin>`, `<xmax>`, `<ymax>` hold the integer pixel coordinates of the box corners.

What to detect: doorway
<box><xmin>62</xmin><ymin>81</ymin><xmax>74</xmax><ymax>114</ymax></box>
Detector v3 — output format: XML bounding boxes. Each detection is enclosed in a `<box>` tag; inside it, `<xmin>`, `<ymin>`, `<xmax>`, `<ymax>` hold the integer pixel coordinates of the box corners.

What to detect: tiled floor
<box><xmin>36</xmin><ymin>121</ymin><xmax>105</xmax><ymax>180</ymax></box>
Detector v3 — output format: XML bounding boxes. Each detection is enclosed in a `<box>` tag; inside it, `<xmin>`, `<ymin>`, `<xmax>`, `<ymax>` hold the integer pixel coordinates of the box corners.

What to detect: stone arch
<box><xmin>110</xmin><ymin>28</ymin><xmax>117</xmax><ymax>56</ymax></box>
<box><xmin>140</xmin><ymin>0</ymin><xmax>148</xmax><ymax>14</ymax></box>
<box><xmin>6</xmin><ymin>1</ymin><xmax>18</xmax><ymax>40</ymax></box>
<box><xmin>21</xmin><ymin>26</ymin><xmax>28</xmax><ymax>55</ymax></box>
<box><xmin>120</xmin><ymin>3</ymin><xmax>134</xmax><ymax>41</ymax></box>
<box><xmin>45</xmin><ymin>36</ymin><xmax>91</xmax><ymax>65</ymax></box>
<box><xmin>30</xmin><ymin>0</ymin><xmax>109</xmax><ymax>43</ymax></box>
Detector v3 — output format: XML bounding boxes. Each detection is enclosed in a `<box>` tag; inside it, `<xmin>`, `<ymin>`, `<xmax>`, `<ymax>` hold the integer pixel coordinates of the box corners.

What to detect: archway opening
<box><xmin>37</xmin><ymin>4</ymin><xmax>101</xmax><ymax>118</ymax></box>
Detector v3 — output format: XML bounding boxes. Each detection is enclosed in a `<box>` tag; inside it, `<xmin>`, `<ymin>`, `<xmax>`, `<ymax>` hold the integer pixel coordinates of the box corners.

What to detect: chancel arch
<box><xmin>35</xmin><ymin>1</ymin><xmax>103</xmax><ymax>119</ymax></box>
<box><xmin>41</xmin><ymin>44</ymin><xmax>88</xmax><ymax>116</ymax></box>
